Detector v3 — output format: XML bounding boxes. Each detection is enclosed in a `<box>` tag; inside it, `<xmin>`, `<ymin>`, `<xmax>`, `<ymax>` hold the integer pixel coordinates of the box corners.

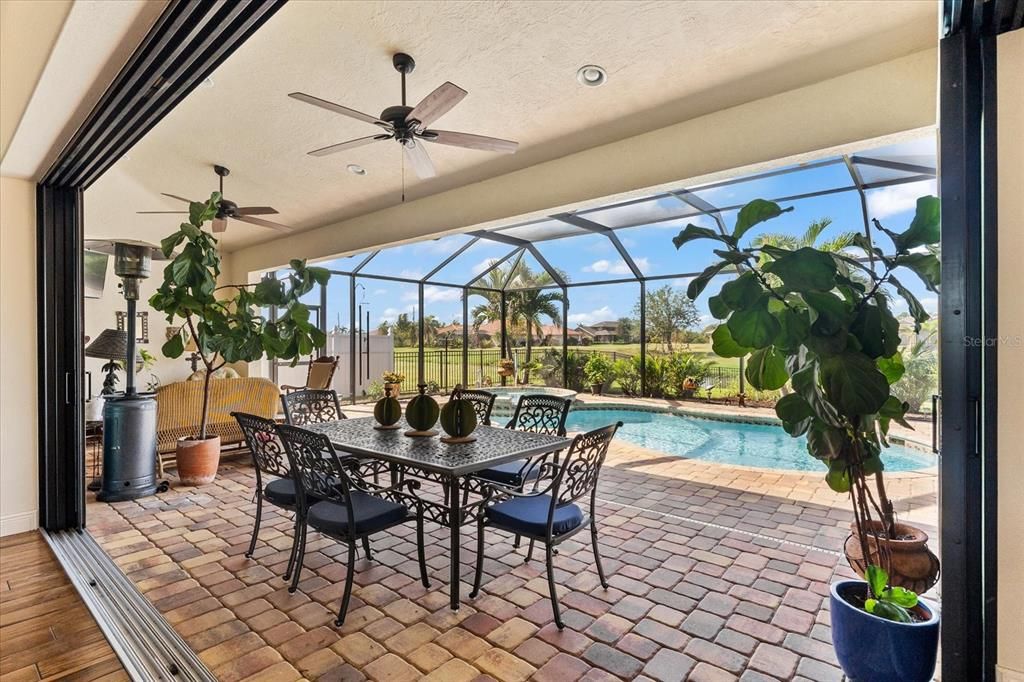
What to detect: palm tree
<box><xmin>470</xmin><ymin>266</ymin><xmax>520</xmax><ymax>357</ymax></box>
<box><xmin>752</xmin><ymin>217</ymin><xmax>858</xmax><ymax>255</ymax></box>
<box><xmin>510</xmin><ymin>268</ymin><xmax>563</xmax><ymax>383</ymax></box>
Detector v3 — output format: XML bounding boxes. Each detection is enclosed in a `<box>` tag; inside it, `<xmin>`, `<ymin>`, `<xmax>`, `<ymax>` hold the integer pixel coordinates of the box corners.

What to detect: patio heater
<box><xmin>84</xmin><ymin>240</ymin><xmax>168</xmax><ymax>501</ymax></box>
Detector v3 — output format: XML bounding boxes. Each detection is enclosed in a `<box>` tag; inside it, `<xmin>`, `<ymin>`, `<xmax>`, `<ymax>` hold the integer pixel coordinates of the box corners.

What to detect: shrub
<box><xmin>584</xmin><ymin>354</ymin><xmax>613</xmax><ymax>386</ymax></box>
<box><xmin>612</xmin><ymin>358</ymin><xmax>640</xmax><ymax>396</ymax></box>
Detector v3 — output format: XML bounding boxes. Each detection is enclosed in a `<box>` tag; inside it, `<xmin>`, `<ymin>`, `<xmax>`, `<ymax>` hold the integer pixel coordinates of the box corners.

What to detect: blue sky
<box><xmin>314</xmin><ymin>139</ymin><xmax>939</xmax><ymax>332</ymax></box>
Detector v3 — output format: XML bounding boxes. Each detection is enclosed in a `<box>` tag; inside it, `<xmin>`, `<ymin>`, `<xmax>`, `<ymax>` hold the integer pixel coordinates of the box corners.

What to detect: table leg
<box><xmin>448</xmin><ymin>475</ymin><xmax>461</xmax><ymax>611</ymax></box>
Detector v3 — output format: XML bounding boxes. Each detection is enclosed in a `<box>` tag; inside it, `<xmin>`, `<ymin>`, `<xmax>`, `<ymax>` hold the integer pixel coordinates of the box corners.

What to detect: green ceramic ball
<box><xmin>405</xmin><ymin>384</ymin><xmax>439</xmax><ymax>432</ymax></box>
<box><xmin>373</xmin><ymin>392</ymin><xmax>402</xmax><ymax>427</ymax></box>
<box><xmin>440</xmin><ymin>397</ymin><xmax>477</xmax><ymax>438</ymax></box>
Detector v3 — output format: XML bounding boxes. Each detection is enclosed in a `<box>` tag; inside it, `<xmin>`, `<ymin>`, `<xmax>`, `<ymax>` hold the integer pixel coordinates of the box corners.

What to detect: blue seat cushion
<box><xmin>476</xmin><ymin>460</ymin><xmax>542</xmax><ymax>486</ymax></box>
<box><xmin>307</xmin><ymin>492</ymin><xmax>409</xmax><ymax>537</ymax></box>
<box><xmin>485</xmin><ymin>494</ymin><xmax>583</xmax><ymax>537</ymax></box>
<box><xmin>263</xmin><ymin>478</ymin><xmax>298</xmax><ymax>506</ymax></box>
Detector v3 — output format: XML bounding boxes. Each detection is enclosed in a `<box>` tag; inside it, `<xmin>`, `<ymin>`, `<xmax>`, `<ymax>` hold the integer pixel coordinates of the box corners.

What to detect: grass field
<box><xmin>394</xmin><ymin>342</ymin><xmax>739</xmax><ymax>368</ymax></box>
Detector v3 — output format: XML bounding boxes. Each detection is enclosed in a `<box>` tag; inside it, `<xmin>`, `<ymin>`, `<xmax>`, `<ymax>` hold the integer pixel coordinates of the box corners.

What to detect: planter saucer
<box><xmin>440</xmin><ymin>434</ymin><xmax>476</xmax><ymax>444</ymax></box>
<box><xmin>373</xmin><ymin>424</ymin><xmax>401</xmax><ymax>431</ymax></box>
<box><xmin>404</xmin><ymin>429</ymin><xmax>438</xmax><ymax>438</ymax></box>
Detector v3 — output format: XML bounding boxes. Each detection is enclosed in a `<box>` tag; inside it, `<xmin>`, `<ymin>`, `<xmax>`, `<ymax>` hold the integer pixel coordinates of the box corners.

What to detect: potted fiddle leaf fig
<box><xmin>150</xmin><ymin>192</ymin><xmax>329</xmax><ymax>485</ymax></box>
<box><xmin>677</xmin><ymin>196</ymin><xmax>941</xmax><ymax>681</ymax></box>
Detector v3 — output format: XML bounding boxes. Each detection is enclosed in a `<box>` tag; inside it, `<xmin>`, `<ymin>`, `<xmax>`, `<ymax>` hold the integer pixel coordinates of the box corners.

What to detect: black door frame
<box><xmin>938</xmin><ymin>1</ymin><xmax>1020</xmax><ymax>680</ymax></box>
<box><xmin>36</xmin><ymin>0</ymin><xmax>286</xmax><ymax>530</ymax></box>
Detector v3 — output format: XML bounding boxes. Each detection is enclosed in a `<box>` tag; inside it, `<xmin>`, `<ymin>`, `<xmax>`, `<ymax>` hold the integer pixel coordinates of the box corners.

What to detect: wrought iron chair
<box><xmin>232</xmin><ymin>412</ymin><xmax>298</xmax><ymax>567</ymax></box>
<box><xmin>470</xmin><ymin>422</ymin><xmax>622</xmax><ymax>629</ymax></box>
<box><xmin>474</xmin><ymin>394</ymin><xmax>571</xmax><ymax>488</ymax></box>
<box><xmin>281</xmin><ymin>389</ymin><xmax>345</xmax><ymax>425</ymax></box>
<box><xmin>234</xmin><ymin>411</ymin><xmax>365</xmax><ymax>581</ymax></box>
<box><xmin>281</xmin><ymin>355</ymin><xmax>339</xmax><ymax>393</ymax></box>
<box><xmin>455</xmin><ymin>388</ymin><xmax>496</xmax><ymax>426</ymax></box>
<box><xmin>275</xmin><ymin>423</ymin><xmax>430</xmax><ymax>625</ymax></box>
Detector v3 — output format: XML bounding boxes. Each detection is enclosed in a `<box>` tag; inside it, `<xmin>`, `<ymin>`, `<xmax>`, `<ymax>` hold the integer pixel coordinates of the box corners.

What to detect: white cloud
<box><xmin>891</xmin><ymin>294</ymin><xmax>938</xmax><ymax>316</ymax></box>
<box><xmin>398</xmin><ymin>268</ymin><xmax>424</xmax><ymax>279</ymax></box>
<box><xmin>582</xmin><ymin>257</ymin><xmax>651</xmax><ymax>275</ymax></box>
<box><xmin>378</xmin><ymin>305</ymin><xmax>417</xmax><ymax>324</ymax></box>
<box><xmin>671</xmin><ymin>277</ymin><xmax>693</xmax><ymax>288</ymax></box>
<box><xmin>867</xmin><ymin>180</ymin><xmax>938</xmax><ymax>220</ymax></box>
<box><xmin>373</xmin><ymin>288</ymin><xmax>388</xmax><ymax>296</ymax></box>
<box><xmin>568</xmin><ymin>305</ymin><xmax>616</xmax><ymax>326</ymax></box>
<box><xmin>401</xmin><ymin>286</ymin><xmax>461</xmax><ymax>303</ymax></box>
<box><xmin>471</xmin><ymin>258</ymin><xmax>499</xmax><ymax>276</ymax></box>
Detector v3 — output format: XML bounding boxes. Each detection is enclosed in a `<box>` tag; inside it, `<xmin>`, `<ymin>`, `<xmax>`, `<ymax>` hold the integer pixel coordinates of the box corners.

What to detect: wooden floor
<box><xmin>0</xmin><ymin>531</ymin><xmax>126</xmax><ymax>682</ymax></box>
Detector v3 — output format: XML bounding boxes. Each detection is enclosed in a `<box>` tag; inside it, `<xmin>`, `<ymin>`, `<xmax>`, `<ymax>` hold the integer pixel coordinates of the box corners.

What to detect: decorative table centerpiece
<box><xmin>404</xmin><ymin>383</ymin><xmax>439</xmax><ymax>437</ymax></box>
<box><xmin>439</xmin><ymin>384</ymin><xmax>478</xmax><ymax>444</ymax></box>
<box><xmin>373</xmin><ymin>384</ymin><xmax>402</xmax><ymax>430</ymax></box>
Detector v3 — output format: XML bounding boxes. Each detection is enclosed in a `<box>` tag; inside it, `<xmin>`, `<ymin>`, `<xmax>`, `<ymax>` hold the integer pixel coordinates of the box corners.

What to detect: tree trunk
<box><xmin>200</xmin><ymin>364</ymin><xmax>212</xmax><ymax>440</ymax></box>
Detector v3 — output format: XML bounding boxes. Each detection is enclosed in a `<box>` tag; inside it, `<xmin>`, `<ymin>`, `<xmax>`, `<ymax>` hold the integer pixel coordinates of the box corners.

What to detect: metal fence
<box><xmin>388</xmin><ymin>347</ymin><xmax>634</xmax><ymax>393</ymax></box>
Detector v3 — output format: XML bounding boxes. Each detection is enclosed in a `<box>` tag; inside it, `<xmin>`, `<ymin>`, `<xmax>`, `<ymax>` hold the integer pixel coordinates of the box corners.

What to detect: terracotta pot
<box><xmin>384</xmin><ymin>382</ymin><xmax>400</xmax><ymax>400</ymax></box>
<box><xmin>175</xmin><ymin>435</ymin><xmax>221</xmax><ymax>486</ymax></box>
<box><xmin>844</xmin><ymin>520</ymin><xmax>940</xmax><ymax>594</ymax></box>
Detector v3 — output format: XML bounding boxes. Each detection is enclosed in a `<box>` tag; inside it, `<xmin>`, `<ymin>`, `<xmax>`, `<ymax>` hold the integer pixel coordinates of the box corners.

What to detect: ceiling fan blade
<box><xmin>235</xmin><ymin>206</ymin><xmax>278</xmax><ymax>216</ymax></box>
<box><xmin>403</xmin><ymin>140</ymin><xmax>436</xmax><ymax>179</ymax></box>
<box><xmin>161</xmin><ymin>193</ymin><xmax>193</xmax><ymax>204</ymax></box>
<box><xmin>407</xmin><ymin>82</ymin><xmax>467</xmax><ymax>130</ymax></box>
<box><xmin>234</xmin><ymin>215</ymin><xmax>293</xmax><ymax>233</ymax></box>
<box><xmin>424</xmin><ymin>130</ymin><xmax>519</xmax><ymax>154</ymax></box>
<box><xmin>308</xmin><ymin>134</ymin><xmax>390</xmax><ymax>157</ymax></box>
<box><xmin>137</xmin><ymin>211</ymin><xmax>188</xmax><ymax>214</ymax></box>
<box><xmin>288</xmin><ymin>92</ymin><xmax>390</xmax><ymax>129</ymax></box>
<box><xmin>212</xmin><ymin>217</ymin><xmax>228</xmax><ymax>233</ymax></box>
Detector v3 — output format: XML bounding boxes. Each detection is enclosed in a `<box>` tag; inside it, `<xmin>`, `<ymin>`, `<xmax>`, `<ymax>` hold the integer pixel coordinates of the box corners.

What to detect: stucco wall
<box><xmin>997</xmin><ymin>28</ymin><xmax>1024</xmax><ymax>682</ymax></box>
<box><xmin>0</xmin><ymin>175</ymin><xmax>39</xmax><ymax>535</ymax></box>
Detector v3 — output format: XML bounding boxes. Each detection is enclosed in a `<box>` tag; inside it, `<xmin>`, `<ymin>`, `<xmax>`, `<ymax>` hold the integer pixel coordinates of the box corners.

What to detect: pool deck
<box><xmin>84</xmin><ymin>395</ymin><xmax>937</xmax><ymax>680</ymax></box>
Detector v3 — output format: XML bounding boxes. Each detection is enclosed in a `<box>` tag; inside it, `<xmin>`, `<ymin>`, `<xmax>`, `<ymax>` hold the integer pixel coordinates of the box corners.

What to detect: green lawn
<box><xmin>395</xmin><ymin>342</ymin><xmax>739</xmax><ymax>368</ymax></box>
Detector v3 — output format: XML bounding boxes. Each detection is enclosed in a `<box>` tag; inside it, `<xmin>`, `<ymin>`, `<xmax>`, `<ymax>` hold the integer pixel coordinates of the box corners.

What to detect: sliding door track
<box><xmin>44</xmin><ymin>529</ymin><xmax>216</xmax><ymax>681</ymax></box>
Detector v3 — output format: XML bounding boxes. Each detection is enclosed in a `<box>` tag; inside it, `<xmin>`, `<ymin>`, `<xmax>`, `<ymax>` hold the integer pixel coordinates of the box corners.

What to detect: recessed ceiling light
<box><xmin>576</xmin><ymin>65</ymin><xmax>607</xmax><ymax>87</ymax></box>
<box><xmin>347</xmin><ymin>164</ymin><xmax>367</xmax><ymax>176</ymax></box>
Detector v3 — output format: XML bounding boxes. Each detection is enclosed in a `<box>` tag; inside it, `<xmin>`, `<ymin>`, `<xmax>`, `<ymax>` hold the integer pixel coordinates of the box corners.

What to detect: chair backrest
<box><xmin>306</xmin><ymin>356</ymin><xmax>339</xmax><ymax>390</ymax></box>
<box><xmin>508</xmin><ymin>394</ymin><xmax>572</xmax><ymax>436</ymax></box>
<box><xmin>275</xmin><ymin>423</ymin><xmax>352</xmax><ymax>512</ymax></box>
<box><xmin>455</xmin><ymin>389</ymin><xmax>496</xmax><ymax>426</ymax></box>
<box><xmin>232</xmin><ymin>411</ymin><xmax>289</xmax><ymax>479</ymax></box>
<box><xmin>551</xmin><ymin>422</ymin><xmax>622</xmax><ymax>506</ymax></box>
<box><xmin>282</xmin><ymin>389</ymin><xmax>344</xmax><ymax>425</ymax></box>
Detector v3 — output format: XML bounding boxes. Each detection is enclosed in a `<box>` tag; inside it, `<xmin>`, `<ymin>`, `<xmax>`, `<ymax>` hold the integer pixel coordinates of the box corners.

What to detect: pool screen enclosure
<box><xmin>266</xmin><ymin>141</ymin><xmax>939</xmax><ymax>404</ymax></box>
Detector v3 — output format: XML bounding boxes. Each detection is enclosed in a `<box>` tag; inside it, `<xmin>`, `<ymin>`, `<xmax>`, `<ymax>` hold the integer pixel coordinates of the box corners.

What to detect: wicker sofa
<box><xmin>155</xmin><ymin>377</ymin><xmax>280</xmax><ymax>476</ymax></box>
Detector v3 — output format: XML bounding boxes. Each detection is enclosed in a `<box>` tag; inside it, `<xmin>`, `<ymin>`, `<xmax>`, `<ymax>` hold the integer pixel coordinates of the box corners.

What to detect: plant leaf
<box><xmin>161</xmin><ymin>333</ymin><xmax>184</xmax><ymax>359</ymax></box>
<box><xmin>893</xmin><ymin>195</ymin><xmax>940</xmax><ymax>252</ymax></box>
<box><xmin>882</xmin><ymin>586</ymin><xmax>919</xmax><ymax>608</ymax></box>
<box><xmin>708</xmin><ymin>295</ymin><xmax>731</xmax><ymax>320</ymax></box>
<box><xmin>686</xmin><ymin>262</ymin><xmax>730</xmax><ymax>300</ymax></box>
<box><xmin>673</xmin><ymin>224</ymin><xmax>728</xmax><ymax>249</ymax></box>
<box><xmin>762</xmin><ymin>247</ymin><xmax>838</xmax><ymax>292</ymax></box>
<box><xmin>819</xmin><ymin>352</ymin><xmax>891</xmax><ymax>417</ymax></box>
<box><xmin>733</xmin><ymin>199</ymin><xmax>793</xmax><ymax>240</ymax></box>
<box><xmin>877</xmin><ymin>352</ymin><xmax>906</xmax><ymax>384</ymax></box>
<box><xmin>888</xmin><ymin>274</ymin><xmax>930</xmax><ymax>333</ymax></box>
<box><xmin>745</xmin><ymin>347</ymin><xmax>789</xmax><ymax>391</ymax></box>
<box><xmin>897</xmin><ymin>252</ymin><xmax>941</xmax><ymax>293</ymax></box>
<box><xmin>711</xmin><ymin>324</ymin><xmax>752</xmax><ymax>358</ymax></box>
<box><xmin>866</xmin><ymin>564</ymin><xmax>888</xmax><ymax>599</ymax></box>
<box><xmin>719</xmin><ymin>272</ymin><xmax>763</xmax><ymax>310</ymax></box>
<box><xmin>804</xmin><ymin>291</ymin><xmax>848</xmax><ymax>336</ymax></box>
<box><xmin>727</xmin><ymin>297</ymin><xmax>780</xmax><ymax>348</ymax></box>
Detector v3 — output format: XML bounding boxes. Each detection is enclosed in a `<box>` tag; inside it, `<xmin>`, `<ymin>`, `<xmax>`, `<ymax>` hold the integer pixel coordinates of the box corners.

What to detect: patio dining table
<box><xmin>304</xmin><ymin>416</ymin><xmax>572</xmax><ymax>610</ymax></box>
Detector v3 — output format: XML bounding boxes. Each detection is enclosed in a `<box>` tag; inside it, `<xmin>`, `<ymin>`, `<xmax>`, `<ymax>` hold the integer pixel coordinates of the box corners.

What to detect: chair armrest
<box><xmin>479</xmin><ymin>477</ymin><xmax>554</xmax><ymax>502</ymax></box>
<box><xmin>280</xmin><ymin>384</ymin><xmax>304</xmax><ymax>392</ymax></box>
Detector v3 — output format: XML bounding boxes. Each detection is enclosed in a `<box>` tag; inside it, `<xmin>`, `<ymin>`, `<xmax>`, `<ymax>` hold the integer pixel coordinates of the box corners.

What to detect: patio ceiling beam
<box><xmin>552</xmin><ymin>213</ymin><xmax>644</xmax><ymax>280</ymax></box>
<box><xmin>420</xmin><ymin>237</ymin><xmax>480</xmax><ymax>282</ymax></box>
<box><xmin>860</xmin><ymin>174</ymin><xmax>936</xmax><ymax>190</ymax></box>
<box><xmin>849</xmin><ymin>155</ymin><xmax>937</xmax><ymax>176</ymax></box>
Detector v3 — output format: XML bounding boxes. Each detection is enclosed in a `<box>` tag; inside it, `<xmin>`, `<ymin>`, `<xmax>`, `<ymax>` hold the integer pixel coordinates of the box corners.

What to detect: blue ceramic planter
<box><xmin>830</xmin><ymin>580</ymin><xmax>939</xmax><ymax>682</ymax></box>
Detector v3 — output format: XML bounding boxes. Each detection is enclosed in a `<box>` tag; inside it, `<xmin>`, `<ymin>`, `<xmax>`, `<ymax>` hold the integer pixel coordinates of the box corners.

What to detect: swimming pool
<box><xmin>564</xmin><ymin>408</ymin><xmax>933</xmax><ymax>472</ymax></box>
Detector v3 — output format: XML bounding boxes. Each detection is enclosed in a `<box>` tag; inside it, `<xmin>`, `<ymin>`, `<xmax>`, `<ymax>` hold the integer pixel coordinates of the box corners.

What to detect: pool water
<box><xmin>563</xmin><ymin>408</ymin><xmax>933</xmax><ymax>472</ymax></box>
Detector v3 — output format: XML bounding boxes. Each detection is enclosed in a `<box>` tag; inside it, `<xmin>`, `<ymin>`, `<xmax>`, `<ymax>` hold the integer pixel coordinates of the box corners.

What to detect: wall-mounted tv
<box><xmin>84</xmin><ymin>250</ymin><xmax>108</xmax><ymax>299</ymax></box>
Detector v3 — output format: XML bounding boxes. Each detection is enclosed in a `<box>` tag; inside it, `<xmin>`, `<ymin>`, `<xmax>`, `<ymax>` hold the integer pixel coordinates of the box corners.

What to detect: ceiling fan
<box><xmin>289</xmin><ymin>52</ymin><xmax>519</xmax><ymax>180</ymax></box>
<box><xmin>137</xmin><ymin>165</ymin><xmax>293</xmax><ymax>233</ymax></box>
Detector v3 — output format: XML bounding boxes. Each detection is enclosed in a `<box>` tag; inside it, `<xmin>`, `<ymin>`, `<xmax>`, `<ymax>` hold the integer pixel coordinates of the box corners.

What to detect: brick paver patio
<box><xmin>86</xmin><ymin>410</ymin><xmax>937</xmax><ymax>681</ymax></box>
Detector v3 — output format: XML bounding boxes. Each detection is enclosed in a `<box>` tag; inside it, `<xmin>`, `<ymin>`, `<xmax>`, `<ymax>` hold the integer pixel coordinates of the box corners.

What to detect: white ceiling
<box><xmin>85</xmin><ymin>0</ymin><xmax>937</xmax><ymax>251</ymax></box>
